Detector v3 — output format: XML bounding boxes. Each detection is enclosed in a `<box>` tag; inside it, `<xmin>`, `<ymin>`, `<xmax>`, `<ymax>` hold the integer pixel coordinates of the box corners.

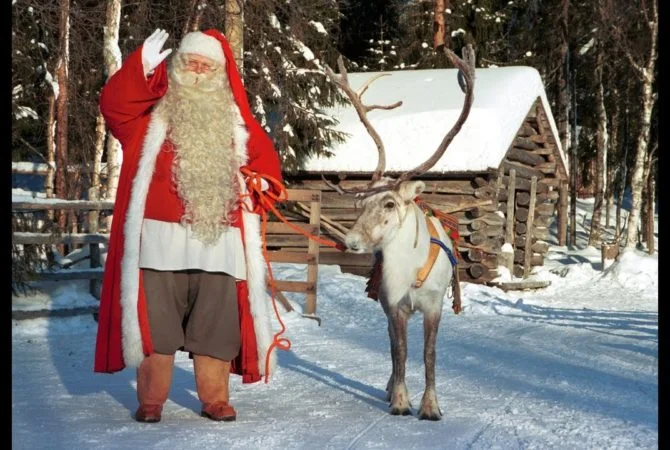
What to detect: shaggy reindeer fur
<box><xmin>346</xmin><ymin>180</ymin><xmax>454</xmax><ymax>420</ymax></box>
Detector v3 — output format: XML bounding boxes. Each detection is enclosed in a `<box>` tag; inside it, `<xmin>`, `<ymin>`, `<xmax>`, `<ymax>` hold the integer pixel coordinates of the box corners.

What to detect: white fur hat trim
<box><xmin>178</xmin><ymin>31</ymin><xmax>225</xmax><ymax>65</ymax></box>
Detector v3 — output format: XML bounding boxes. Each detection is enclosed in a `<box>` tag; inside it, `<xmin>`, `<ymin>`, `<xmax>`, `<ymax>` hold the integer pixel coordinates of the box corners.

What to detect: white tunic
<box><xmin>138</xmin><ymin>218</ymin><xmax>247</xmax><ymax>280</ymax></box>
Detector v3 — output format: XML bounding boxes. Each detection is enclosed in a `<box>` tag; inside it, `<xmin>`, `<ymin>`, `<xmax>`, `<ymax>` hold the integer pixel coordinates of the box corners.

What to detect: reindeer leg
<box><xmin>418</xmin><ymin>310</ymin><xmax>442</xmax><ymax>421</ymax></box>
<box><xmin>389</xmin><ymin>306</ymin><xmax>411</xmax><ymax>416</ymax></box>
<box><xmin>385</xmin><ymin>317</ymin><xmax>396</xmax><ymax>402</ymax></box>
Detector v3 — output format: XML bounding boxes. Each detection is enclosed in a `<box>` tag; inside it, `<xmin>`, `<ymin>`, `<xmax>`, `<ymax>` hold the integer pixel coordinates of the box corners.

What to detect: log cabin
<box><xmin>271</xmin><ymin>66</ymin><xmax>569</xmax><ymax>285</ymax></box>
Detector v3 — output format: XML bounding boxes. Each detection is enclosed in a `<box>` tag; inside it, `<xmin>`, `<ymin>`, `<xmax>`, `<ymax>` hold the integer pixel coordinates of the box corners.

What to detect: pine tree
<box><xmin>242</xmin><ymin>0</ymin><xmax>348</xmax><ymax>174</ymax></box>
<box><xmin>363</xmin><ymin>15</ymin><xmax>403</xmax><ymax>72</ymax></box>
<box><xmin>338</xmin><ymin>0</ymin><xmax>402</xmax><ymax>69</ymax></box>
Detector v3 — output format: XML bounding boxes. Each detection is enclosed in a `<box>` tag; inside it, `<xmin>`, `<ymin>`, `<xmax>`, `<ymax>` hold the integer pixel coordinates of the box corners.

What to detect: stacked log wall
<box><xmin>275</xmin><ymin>175</ymin><xmax>502</xmax><ymax>284</ymax></box>
<box><xmin>497</xmin><ymin>101</ymin><xmax>563</xmax><ymax>277</ymax></box>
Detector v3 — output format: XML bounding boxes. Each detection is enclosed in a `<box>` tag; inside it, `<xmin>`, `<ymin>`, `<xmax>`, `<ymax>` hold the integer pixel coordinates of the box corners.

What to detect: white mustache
<box><xmin>172</xmin><ymin>69</ymin><xmax>222</xmax><ymax>92</ymax></box>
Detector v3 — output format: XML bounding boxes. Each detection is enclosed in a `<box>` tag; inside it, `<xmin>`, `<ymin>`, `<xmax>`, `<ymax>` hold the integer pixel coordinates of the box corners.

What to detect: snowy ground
<box><xmin>12</xmin><ymin>199</ymin><xmax>658</xmax><ymax>449</ymax></box>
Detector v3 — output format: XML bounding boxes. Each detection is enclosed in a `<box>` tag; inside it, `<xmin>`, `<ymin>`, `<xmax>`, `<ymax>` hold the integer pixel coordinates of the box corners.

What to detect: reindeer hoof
<box><xmin>390</xmin><ymin>406</ymin><xmax>412</xmax><ymax>416</ymax></box>
<box><xmin>418</xmin><ymin>410</ymin><xmax>442</xmax><ymax>421</ymax></box>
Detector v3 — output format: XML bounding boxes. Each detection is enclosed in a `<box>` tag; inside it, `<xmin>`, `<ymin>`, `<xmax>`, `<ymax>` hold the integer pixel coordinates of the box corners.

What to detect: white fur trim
<box><xmin>178</xmin><ymin>32</ymin><xmax>225</xmax><ymax>65</ymax></box>
<box><xmin>239</xmin><ymin>178</ymin><xmax>276</xmax><ymax>379</ymax></box>
<box><xmin>120</xmin><ymin>113</ymin><xmax>168</xmax><ymax>367</ymax></box>
<box><xmin>233</xmin><ymin>105</ymin><xmax>249</xmax><ymax>162</ymax></box>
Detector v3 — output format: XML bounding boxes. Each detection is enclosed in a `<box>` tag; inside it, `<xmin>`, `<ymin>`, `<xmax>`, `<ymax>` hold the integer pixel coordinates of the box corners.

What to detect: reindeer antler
<box><xmin>392</xmin><ymin>44</ymin><xmax>476</xmax><ymax>187</ymax></box>
<box><xmin>324</xmin><ymin>45</ymin><xmax>476</xmax><ymax>198</ymax></box>
<box><xmin>323</xmin><ymin>56</ymin><xmax>403</xmax><ymax>194</ymax></box>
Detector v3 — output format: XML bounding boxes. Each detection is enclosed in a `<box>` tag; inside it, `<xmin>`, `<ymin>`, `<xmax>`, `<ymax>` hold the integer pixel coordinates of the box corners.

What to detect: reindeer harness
<box><xmin>366</xmin><ymin>200</ymin><xmax>460</xmax><ymax>300</ymax></box>
<box><xmin>413</xmin><ymin>203</ymin><xmax>459</xmax><ymax>288</ymax></box>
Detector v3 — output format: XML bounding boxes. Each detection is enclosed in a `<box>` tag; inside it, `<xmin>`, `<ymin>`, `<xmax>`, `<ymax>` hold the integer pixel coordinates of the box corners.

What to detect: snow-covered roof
<box><xmin>303</xmin><ymin>66</ymin><xmax>566</xmax><ymax>174</ymax></box>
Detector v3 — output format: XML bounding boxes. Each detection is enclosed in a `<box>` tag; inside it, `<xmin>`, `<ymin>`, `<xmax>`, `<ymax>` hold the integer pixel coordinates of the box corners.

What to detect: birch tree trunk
<box><xmin>45</xmin><ymin>93</ymin><xmax>56</xmax><ymax>202</ymax></box>
<box><xmin>224</xmin><ymin>0</ymin><xmax>244</xmax><ymax>73</ymax></box>
<box><xmin>605</xmin><ymin>87</ymin><xmax>619</xmax><ymax>228</ymax></box>
<box><xmin>102</xmin><ymin>0</ymin><xmax>123</xmax><ymax>230</ymax></box>
<box><xmin>624</xmin><ymin>2</ymin><xmax>657</xmax><ymax>249</ymax></box>
<box><xmin>641</xmin><ymin>144</ymin><xmax>657</xmax><ymax>247</ymax></box>
<box><xmin>646</xmin><ymin>168</ymin><xmax>655</xmax><ymax>254</ymax></box>
<box><xmin>588</xmin><ymin>43</ymin><xmax>607</xmax><ymax>246</ymax></box>
<box><xmin>433</xmin><ymin>0</ymin><xmax>446</xmax><ymax>50</ymax></box>
<box><xmin>90</xmin><ymin>113</ymin><xmax>106</xmax><ymax>232</ymax></box>
<box><xmin>568</xmin><ymin>66</ymin><xmax>578</xmax><ymax>246</ymax></box>
<box><xmin>557</xmin><ymin>0</ymin><xmax>571</xmax><ymax>153</ymax></box>
<box><xmin>55</xmin><ymin>0</ymin><xmax>71</xmax><ymax>231</ymax></box>
<box><xmin>184</xmin><ymin>0</ymin><xmax>207</xmax><ymax>33</ymax></box>
<box><xmin>615</xmin><ymin>108</ymin><xmax>629</xmax><ymax>240</ymax></box>
<box><xmin>183</xmin><ymin>0</ymin><xmax>199</xmax><ymax>34</ymax></box>
<box><xmin>640</xmin><ymin>156</ymin><xmax>649</xmax><ymax>244</ymax></box>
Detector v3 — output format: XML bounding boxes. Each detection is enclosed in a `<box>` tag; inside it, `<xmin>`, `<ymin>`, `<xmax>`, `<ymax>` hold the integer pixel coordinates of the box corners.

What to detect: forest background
<box><xmin>11</xmin><ymin>0</ymin><xmax>658</xmax><ymax>254</ymax></box>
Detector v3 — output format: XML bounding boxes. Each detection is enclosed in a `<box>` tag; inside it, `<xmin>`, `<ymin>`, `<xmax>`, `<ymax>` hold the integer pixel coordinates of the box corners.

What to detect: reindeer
<box><xmin>323</xmin><ymin>46</ymin><xmax>475</xmax><ymax>420</ymax></box>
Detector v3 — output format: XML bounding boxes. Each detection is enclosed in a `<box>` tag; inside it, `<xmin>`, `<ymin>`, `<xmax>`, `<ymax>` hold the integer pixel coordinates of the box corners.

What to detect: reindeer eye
<box><xmin>384</xmin><ymin>201</ymin><xmax>396</xmax><ymax>210</ymax></box>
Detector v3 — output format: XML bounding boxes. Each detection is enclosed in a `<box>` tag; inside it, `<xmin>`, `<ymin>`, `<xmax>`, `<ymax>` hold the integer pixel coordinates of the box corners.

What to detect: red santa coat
<box><xmin>94</xmin><ymin>30</ymin><xmax>282</xmax><ymax>384</ymax></box>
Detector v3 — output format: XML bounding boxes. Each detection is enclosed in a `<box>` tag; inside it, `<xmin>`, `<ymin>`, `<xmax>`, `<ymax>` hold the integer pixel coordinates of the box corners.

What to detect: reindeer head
<box><xmin>345</xmin><ymin>180</ymin><xmax>427</xmax><ymax>253</ymax></box>
<box><xmin>323</xmin><ymin>46</ymin><xmax>476</xmax><ymax>254</ymax></box>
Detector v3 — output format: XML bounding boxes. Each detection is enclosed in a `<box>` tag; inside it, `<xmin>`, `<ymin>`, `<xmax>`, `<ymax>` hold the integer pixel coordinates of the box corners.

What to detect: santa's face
<box><xmin>184</xmin><ymin>53</ymin><xmax>219</xmax><ymax>75</ymax></box>
<box><xmin>171</xmin><ymin>53</ymin><xmax>223</xmax><ymax>91</ymax></box>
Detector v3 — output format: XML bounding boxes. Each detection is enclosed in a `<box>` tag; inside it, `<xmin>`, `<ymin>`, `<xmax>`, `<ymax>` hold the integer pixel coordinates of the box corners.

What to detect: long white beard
<box><xmin>153</xmin><ymin>60</ymin><xmax>241</xmax><ymax>245</ymax></box>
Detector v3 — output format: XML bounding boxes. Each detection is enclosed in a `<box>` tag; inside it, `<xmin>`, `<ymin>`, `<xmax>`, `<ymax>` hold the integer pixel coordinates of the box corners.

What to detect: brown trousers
<box><xmin>142</xmin><ymin>269</ymin><xmax>241</xmax><ymax>361</ymax></box>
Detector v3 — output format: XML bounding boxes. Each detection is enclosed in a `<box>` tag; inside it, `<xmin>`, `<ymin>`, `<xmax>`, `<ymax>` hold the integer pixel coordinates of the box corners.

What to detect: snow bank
<box><xmin>602</xmin><ymin>248</ymin><xmax>658</xmax><ymax>289</ymax></box>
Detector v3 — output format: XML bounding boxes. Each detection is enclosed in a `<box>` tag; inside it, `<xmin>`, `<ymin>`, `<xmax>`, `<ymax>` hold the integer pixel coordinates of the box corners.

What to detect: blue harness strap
<box><xmin>430</xmin><ymin>237</ymin><xmax>458</xmax><ymax>267</ymax></box>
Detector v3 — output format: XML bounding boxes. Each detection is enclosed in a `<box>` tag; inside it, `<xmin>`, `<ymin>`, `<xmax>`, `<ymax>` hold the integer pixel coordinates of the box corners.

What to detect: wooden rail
<box><xmin>12</xmin><ymin>199</ymin><xmax>112</xmax><ymax>300</ymax></box>
<box><xmin>12</xmin><ymin>200</ymin><xmax>115</xmax><ymax>211</ymax></box>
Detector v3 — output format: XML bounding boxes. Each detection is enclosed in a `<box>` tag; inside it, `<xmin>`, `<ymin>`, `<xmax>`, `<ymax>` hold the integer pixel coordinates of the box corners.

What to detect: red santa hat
<box><xmin>178</xmin><ymin>31</ymin><xmax>226</xmax><ymax>65</ymax></box>
<box><xmin>185</xmin><ymin>30</ymin><xmax>257</xmax><ymax>129</ymax></box>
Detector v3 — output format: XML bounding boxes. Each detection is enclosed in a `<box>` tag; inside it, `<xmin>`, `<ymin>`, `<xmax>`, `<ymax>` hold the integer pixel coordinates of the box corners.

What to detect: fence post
<box><xmin>304</xmin><ymin>191</ymin><xmax>321</xmax><ymax>316</ymax></box>
<box><xmin>88</xmin><ymin>209</ymin><xmax>101</xmax><ymax>299</ymax></box>
<box><xmin>523</xmin><ymin>176</ymin><xmax>538</xmax><ymax>278</ymax></box>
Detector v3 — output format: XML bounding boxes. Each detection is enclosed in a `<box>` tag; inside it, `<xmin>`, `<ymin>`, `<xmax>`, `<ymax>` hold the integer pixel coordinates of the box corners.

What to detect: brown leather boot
<box><xmin>135</xmin><ymin>354</ymin><xmax>174</xmax><ymax>423</ymax></box>
<box><xmin>194</xmin><ymin>355</ymin><xmax>235</xmax><ymax>421</ymax></box>
<box><xmin>135</xmin><ymin>404</ymin><xmax>163</xmax><ymax>423</ymax></box>
<box><xmin>201</xmin><ymin>401</ymin><xmax>236</xmax><ymax>421</ymax></box>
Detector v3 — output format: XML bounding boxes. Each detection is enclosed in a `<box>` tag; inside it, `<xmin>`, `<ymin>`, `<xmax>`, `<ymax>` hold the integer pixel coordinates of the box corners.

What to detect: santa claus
<box><xmin>95</xmin><ymin>28</ymin><xmax>283</xmax><ymax>423</ymax></box>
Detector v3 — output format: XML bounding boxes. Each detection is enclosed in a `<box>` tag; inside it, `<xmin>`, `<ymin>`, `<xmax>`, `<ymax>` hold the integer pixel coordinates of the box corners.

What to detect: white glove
<box><xmin>141</xmin><ymin>28</ymin><xmax>173</xmax><ymax>77</ymax></box>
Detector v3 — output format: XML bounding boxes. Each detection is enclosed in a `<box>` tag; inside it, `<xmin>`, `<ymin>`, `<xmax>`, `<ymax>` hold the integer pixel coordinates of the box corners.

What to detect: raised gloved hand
<box><xmin>141</xmin><ymin>28</ymin><xmax>172</xmax><ymax>77</ymax></box>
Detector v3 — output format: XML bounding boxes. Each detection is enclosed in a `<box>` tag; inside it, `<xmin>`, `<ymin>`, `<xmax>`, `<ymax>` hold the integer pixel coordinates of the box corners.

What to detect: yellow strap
<box><xmin>414</xmin><ymin>217</ymin><xmax>441</xmax><ymax>288</ymax></box>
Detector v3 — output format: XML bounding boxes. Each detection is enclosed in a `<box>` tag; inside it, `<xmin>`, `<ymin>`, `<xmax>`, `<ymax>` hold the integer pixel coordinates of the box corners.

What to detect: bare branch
<box><xmin>599</xmin><ymin>1</ymin><xmax>646</xmax><ymax>80</ymax></box>
<box><xmin>640</xmin><ymin>0</ymin><xmax>656</xmax><ymax>31</ymax></box>
<box><xmin>648</xmin><ymin>141</ymin><xmax>658</xmax><ymax>162</ymax></box>
<box><xmin>17</xmin><ymin>137</ymin><xmax>55</xmax><ymax>168</ymax></box>
<box><xmin>608</xmin><ymin>25</ymin><xmax>645</xmax><ymax>78</ymax></box>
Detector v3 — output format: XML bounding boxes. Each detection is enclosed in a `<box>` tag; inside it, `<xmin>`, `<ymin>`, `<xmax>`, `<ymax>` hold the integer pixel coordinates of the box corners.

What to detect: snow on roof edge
<box><xmin>302</xmin><ymin>66</ymin><xmax>568</xmax><ymax>176</ymax></box>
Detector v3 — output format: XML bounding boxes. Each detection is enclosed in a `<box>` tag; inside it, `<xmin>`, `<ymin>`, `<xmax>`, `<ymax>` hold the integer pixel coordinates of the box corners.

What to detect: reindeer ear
<box><xmin>399</xmin><ymin>181</ymin><xmax>426</xmax><ymax>202</ymax></box>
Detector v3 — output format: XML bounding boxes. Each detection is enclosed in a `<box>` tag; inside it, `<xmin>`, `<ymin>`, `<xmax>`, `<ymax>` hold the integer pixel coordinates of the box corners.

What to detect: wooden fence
<box><xmin>12</xmin><ymin>189</ymin><xmax>323</xmax><ymax>319</ymax></box>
